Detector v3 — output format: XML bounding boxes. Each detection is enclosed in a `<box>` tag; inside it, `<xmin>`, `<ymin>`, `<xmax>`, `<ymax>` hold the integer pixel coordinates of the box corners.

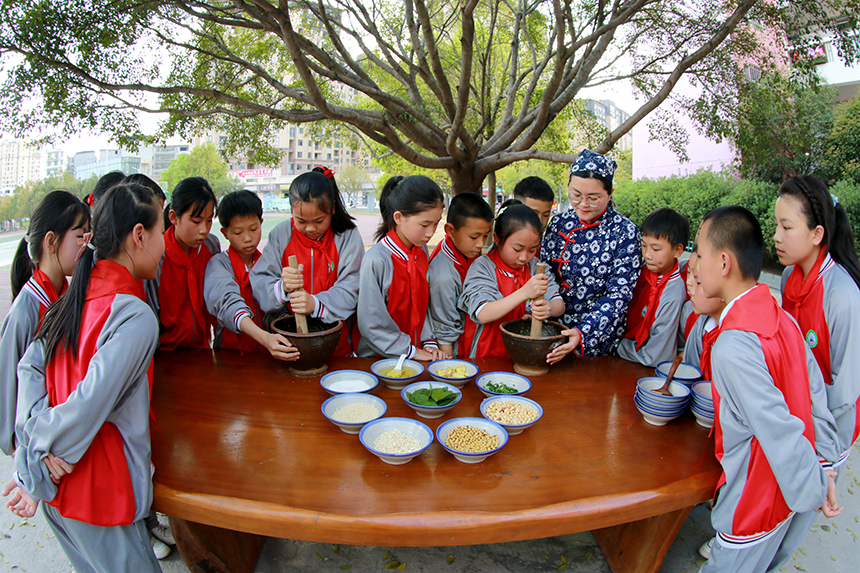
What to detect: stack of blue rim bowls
<box><xmin>634</xmin><ymin>377</ymin><xmax>692</xmax><ymax>426</ymax></box>
<box><xmin>655</xmin><ymin>360</ymin><xmax>703</xmax><ymax>387</ymax></box>
<box><xmin>690</xmin><ymin>381</ymin><xmax>715</xmax><ymax>428</ymax></box>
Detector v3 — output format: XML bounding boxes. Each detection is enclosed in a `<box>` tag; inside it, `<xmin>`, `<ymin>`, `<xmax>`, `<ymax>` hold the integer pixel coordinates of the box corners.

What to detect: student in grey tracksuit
<box><xmin>616</xmin><ymin>269</ymin><xmax>686</xmax><ymax>367</ymax></box>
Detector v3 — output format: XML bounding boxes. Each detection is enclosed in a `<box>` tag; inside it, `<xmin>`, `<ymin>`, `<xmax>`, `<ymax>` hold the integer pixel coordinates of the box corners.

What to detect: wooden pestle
<box><xmin>287</xmin><ymin>255</ymin><xmax>309</xmax><ymax>334</ymax></box>
<box><xmin>530</xmin><ymin>262</ymin><xmax>546</xmax><ymax>338</ymax></box>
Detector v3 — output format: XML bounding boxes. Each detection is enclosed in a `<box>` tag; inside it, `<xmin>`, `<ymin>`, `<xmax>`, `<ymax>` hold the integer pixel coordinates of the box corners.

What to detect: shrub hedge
<box><xmin>613</xmin><ymin>169</ymin><xmax>860</xmax><ymax>260</ymax></box>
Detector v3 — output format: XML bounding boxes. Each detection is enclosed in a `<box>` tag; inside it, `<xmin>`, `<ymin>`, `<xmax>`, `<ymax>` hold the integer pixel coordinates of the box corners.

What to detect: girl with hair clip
<box><xmin>144</xmin><ymin>176</ymin><xmax>221</xmax><ymax>350</ymax></box>
<box><xmin>2</xmin><ymin>183</ymin><xmax>166</xmax><ymax>572</ymax></box>
<box><xmin>1</xmin><ymin>190</ymin><xmax>90</xmax><ymax>457</ymax></box>
<box><xmin>458</xmin><ymin>200</ymin><xmax>572</xmax><ymax>360</ymax></box>
<box><xmin>356</xmin><ymin>175</ymin><xmax>448</xmax><ymax>360</ymax></box>
<box><xmin>250</xmin><ymin>166</ymin><xmax>363</xmax><ymax>356</ymax></box>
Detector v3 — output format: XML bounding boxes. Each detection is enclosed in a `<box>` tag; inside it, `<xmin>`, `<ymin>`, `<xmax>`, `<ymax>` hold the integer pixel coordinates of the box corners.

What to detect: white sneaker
<box><xmin>151</xmin><ymin>536</ymin><xmax>171</xmax><ymax>560</ymax></box>
<box><xmin>698</xmin><ymin>536</ymin><xmax>714</xmax><ymax>560</ymax></box>
<box><xmin>150</xmin><ymin>522</ymin><xmax>176</xmax><ymax>545</ymax></box>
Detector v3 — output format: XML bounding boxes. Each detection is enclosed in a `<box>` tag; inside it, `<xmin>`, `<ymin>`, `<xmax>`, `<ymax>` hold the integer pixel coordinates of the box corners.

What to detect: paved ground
<box><xmin>0</xmin><ymin>217</ymin><xmax>858</xmax><ymax>572</ymax></box>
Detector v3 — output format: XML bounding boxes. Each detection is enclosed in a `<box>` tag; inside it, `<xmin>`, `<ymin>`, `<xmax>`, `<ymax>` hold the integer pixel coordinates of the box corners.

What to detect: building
<box><xmin>0</xmin><ymin>140</ymin><xmax>43</xmax><ymax>195</ymax></box>
<box><xmin>74</xmin><ymin>148</ymin><xmax>142</xmax><ymax>181</ymax></box>
<box><xmin>138</xmin><ymin>144</ymin><xmax>191</xmax><ymax>180</ymax></box>
<box><xmin>585</xmin><ymin>99</ymin><xmax>633</xmax><ymax>150</ymax></box>
<box><xmin>43</xmin><ymin>149</ymin><xmax>66</xmax><ymax>177</ymax></box>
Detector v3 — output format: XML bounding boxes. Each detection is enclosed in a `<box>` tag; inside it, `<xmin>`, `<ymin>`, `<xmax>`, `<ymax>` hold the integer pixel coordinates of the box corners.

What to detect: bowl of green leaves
<box><xmin>400</xmin><ymin>381</ymin><xmax>462</xmax><ymax>419</ymax></box>
<box><xmin>475</xmin><ymin>372</ymin><xmax>532</xmax><ymax>397</ymax></box>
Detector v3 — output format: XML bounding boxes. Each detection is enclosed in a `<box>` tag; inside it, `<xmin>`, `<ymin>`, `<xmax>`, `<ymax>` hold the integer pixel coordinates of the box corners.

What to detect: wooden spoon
<box><xmin>287</xmin><ymin>255</ymin><xmax>309</xmax><ymax>334</ymax></box>
<box><xmin>530</xmin><ymin>262</ymin><xmax>547</xmax><ymax>338</ymax></box>
<box><xmin>652</xmin><ymin>354</ymin><xmax>683</xmax><ymax>396</ymax></box>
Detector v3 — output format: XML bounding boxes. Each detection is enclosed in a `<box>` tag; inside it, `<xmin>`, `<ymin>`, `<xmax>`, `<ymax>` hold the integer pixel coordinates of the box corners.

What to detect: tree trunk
<box><xmin>447</xmin><ymin>164</ymin><xmax>485</xmax><ymax>195</ymax></box>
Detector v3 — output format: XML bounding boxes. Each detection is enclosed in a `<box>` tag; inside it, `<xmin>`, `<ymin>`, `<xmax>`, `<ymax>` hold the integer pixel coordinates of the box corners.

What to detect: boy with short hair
<box><xmin>513</xmin><ymin>176</ymin><xmax>554</xmax><ymax>230</ymax></box>
<box><xmin>203</xmin><ymin>190</ymin><xmax>298</xmax><ymax>360</ymax></box>
<box><xmin>695</xmin><ymin>206</ymin><xmax>841</xmax><ymax>573</ymax></box>
<box><xmin>429</xmin><ymin>192</ymin><xmax>494</xmax><ymax>358</ymax></box>
<box><xmin>617</xmin><ymin>207</ymin><xmax>689</xmax><ymax>367</ymax></box>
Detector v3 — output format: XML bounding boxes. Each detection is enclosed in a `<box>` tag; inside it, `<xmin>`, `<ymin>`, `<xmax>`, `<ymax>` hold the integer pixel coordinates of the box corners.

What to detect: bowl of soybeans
<box><xmin>479</xmin><ymin>396</ymin><xmax>543</xmax><ymax>435</ymax></box>
<box><xmin>436</xmin><ymin>417</ymin><xmax>508</xmax><ymax>464</ymax></box>
<box><xmin>321</xmin><ymin>393</ymin><xmax>387</xmax><ymax>434</ymax></box>
<box><xmin>359</xmin><ymin>417</ymin><xmax>434</xmax><ymax>465</ymax></box>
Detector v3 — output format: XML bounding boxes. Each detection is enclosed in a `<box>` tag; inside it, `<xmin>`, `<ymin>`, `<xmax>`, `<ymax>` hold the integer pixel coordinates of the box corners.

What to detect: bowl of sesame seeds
<box><xmin>359</xmin><ymin>417</ymin><xmax>434</xmax><ymax>465</ymax></box>
<box><xmin>479</xmin><ymin>396</ymin><xmax>543</xmax><ymax>435</ymax></box>
<box><xmin>321</xmin><ymin>393</ymin><xmax>387</xmax><ymax>434</ymax></box>
<box><xmin>436</xmin><ymin>417</ymin><xmax>508</xmax><ymax>464</ymax></box>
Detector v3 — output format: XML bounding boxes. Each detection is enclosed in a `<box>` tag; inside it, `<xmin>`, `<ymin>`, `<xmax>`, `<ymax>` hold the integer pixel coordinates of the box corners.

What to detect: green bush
<box><xmin>719</xmin><ymin>179</ymin><xmax>779</xmax><ymax>259</ymax></box>
<box><xmin>829</xmin><ymin>180</ymin><xmax>860</xmax><ymax>254</ymax></box>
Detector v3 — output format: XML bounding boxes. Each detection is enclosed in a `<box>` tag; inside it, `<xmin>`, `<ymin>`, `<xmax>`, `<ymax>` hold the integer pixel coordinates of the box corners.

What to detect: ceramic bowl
<box><xmin>426</xmin><ymin>359</ymin><xmax>479</xmax><ymax>388</ymax></box>
<box><xmin>635</xmin><ymin>385</ymin><xmax>690</xmax><ymax>411</ymax></box>
<box><xmin>634</xmin><ymin>397</ymin><xmax>683</xmax><ymax>426</ymax></box>
<box><xmin>636</xmin><ymin>377</ymin><xmax>691</xmax><ymax>404</ymax></box>
<box><xmin>437</xmin><ymin>417</ymin><xmax>509</xmax><ymax>463</ymax></box>
<box><xmin>499</xmin><ymin>319</ymin><xmax>568</xmax><ymax>376</ymax></box>
<box><xmin>634</xmin><ymin>394</ymin><xmax>688</xmax><ymax>416</ymax></box>
<box><xmin>691</xmin><ymin>381</ymin><xmax>713</xmax><ymax>402</ymax></box>
<box><xmin>400</xmin><ymin>381</ymin><xmax>463</xmax><ymax>419</ymax></box>
<box><xmin>359</xmin><ymin>417</ymin><xmax>433</xmax><ymax>465</ymax></box>
<box><xmin>479</xmin><ymin>395</ymin><xmax>543</xmax><ymax>436</ymax></box>
<box><xmin>321</xmin><ymin>393</ymin><xmax>387</xmax><ymax>434</ymax></box>
<box><xmin>655</xmin><ymin>361</ymin><xmax>703</xmax><ymax>385</ymax></box>
<box><xmin>320</xmin><ymin>370</ymin><xmax>379</xmax><ymax>396</ymax></box>
<box><xmin>271</xmin><ymin>316</ymin><xmax>343</xmax><ymax>377</ymax></box>
<box><xmin>475</xmin><ymin>372</ymin><xmax>532</xmax><ymax>397</ymax></box>
<box><xmin>691</xmin><ymin>407</ymin><xmax>715</xmax><ymax>428</ymax></box>
<box><xmin>370</xmin><ymin>359</ymin><xmax>424</xmax><ymax>389</ymax></box>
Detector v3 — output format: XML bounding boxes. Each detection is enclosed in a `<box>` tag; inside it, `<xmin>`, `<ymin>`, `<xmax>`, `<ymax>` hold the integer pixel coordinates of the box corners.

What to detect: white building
<box><xmin>585</xmin><ymin>99</ymin><xmax>633</xmax><ymax>151</ymax></box>
<box><xmin>0</xmin><ymin>140</ymin><xmax>43</xmax><ymax>195</ymax></box>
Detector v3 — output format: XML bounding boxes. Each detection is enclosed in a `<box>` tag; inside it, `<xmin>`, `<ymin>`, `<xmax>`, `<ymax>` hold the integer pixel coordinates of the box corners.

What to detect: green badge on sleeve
<box><xmin>641</xmin><ymin>306</ymin><xmax>647</xmax><ymax>318</ymax></box>
<box><xmin>805</xmin><ymin>329</ymin><xmax>819</xmax><ymax>349</ymax></box>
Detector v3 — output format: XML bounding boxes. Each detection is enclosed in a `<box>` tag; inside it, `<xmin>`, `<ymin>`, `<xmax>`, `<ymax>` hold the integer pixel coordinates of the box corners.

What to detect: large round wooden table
<box><xmin>151</xmin><ymin>351</ymin><xmax>720</xmax><ymax>573</ymax></box>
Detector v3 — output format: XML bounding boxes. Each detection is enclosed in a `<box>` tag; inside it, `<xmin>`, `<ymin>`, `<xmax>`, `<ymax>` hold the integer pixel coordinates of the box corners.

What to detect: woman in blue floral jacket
<box><xmin>542</xmin><ymin>150</ymin><xmax>642</xmax><ymax>357</ymax></box>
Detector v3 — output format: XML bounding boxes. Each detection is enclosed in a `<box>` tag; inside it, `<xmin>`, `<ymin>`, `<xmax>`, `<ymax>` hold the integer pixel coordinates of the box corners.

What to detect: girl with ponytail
<box><xmin>250</xmin><ymin>166</ymin><xmax>363</xmax><ymax>356</ymax></box>
<box><xmin>774</xmin><ymin>174</ymin><xmax>860</xmax><ymax>469</ymax></box>
<box><xmin>1</xmin><ymin>190</ymin><xmax>89</xmax><ymax>457</ymax></box>
<box><xmin>356</xmin><ymin>175</ymin><xmax>447</xmax><ymax>360</ymax></box>
<box><xmin>2</xmin><ymin>183</ymin><xmax>165</xmax><ymax>572</ymax></box>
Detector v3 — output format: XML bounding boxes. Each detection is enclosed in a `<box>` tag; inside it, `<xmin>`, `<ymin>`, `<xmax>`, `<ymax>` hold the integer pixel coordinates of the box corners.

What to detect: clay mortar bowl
<box><xmin>271</xmin><ymin>315</ymin><xmax>343</xmax><ymax>377</ymax></box>
<box><xmin>499</xmin><ymin>319</ymin><xmax>567</xmax><ymax>377</ymax></box>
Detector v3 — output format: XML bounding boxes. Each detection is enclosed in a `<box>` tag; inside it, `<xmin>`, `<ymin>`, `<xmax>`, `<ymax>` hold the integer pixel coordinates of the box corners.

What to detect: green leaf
<box><xmin>557</xmin><ymin>564</ymin><xmax>568</xmax><ymax>571</ymax></box>
<box><xmin>447</xmin><ymin>554</ymin><xmax>454</xmax><ymax>565</ymax></box>
<box><xmin>385</xmin><ymin>561</ymin><xmax>400</xmax><ymax>569</ymax></box>
<box><xmin>383</xmin><ymin>551</ymin><xmax>391</xmax><ymax>560</ymax></box>
<box><xmin>396</xmin><ymin>563</ymin><xmax>407</xmax><ymax>570</ymax></box>
<box><xmin>340</xmin><ymin>566</ymin><xmax>351</xmax><ymax>570</ymax></box>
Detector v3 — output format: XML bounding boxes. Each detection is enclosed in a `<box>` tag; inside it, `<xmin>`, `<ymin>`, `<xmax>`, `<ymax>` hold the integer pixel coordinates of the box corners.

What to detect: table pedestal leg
<box><xmin>169</xmin><ymin>517</ymin><xmax>266</xmax><ymax>573</ymax></box>
<box><xmin>592</xmin><ymin>506</ymin><xmax>693</xmax><ymax>573</ymax></box>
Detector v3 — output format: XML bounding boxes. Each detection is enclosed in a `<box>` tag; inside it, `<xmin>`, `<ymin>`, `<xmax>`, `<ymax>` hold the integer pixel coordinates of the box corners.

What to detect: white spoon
<box><xmin>390</xmin><ymin>353</ymin><xmax>407</xmax><ymax>376</ymax></box>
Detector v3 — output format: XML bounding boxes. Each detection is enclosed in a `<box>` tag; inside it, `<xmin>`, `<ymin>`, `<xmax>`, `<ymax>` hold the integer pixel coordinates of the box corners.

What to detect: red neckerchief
<box><xmin>712</xmin><ymin>284</ymin><xmax>816</xmax><ymax>536</ymax></box>
<box><xmin>30</xmin><ymin>268</ymin><xmax>68</xmax><ymax>324</ymax></box>
<box><xmin>219</xmin><ymin>247</ymin><xmax>263</xmax><ymax>353</ymax></box>
<box><xmin>430</xmin><ymin>236</ymin><xmax>472</xmax><ymax>283</ymax></box>
<box><xmin>281</xmin><ymin>219</ymin><xmax>339</xmax><ymax>295</ymax></box>
<box><xmin>158</xmin><ymin>226</ymin><xmax>214</xmax><ymax>350</ymax></box>
<box><xmin>281</xmin><ymin>222</ymin><xmax>354</xmax><ymax>355</ymax></box>
<box><xmin>381</xmin><ymin>229</ymin><xmax>429</xmax><ymax>346</ymax></box>
<box><xmin>684</xmin><ymin>310</ymin><xmax>699</xmax><ymax>340</ymax></box>
<box><xmin>624</xmin><ymin>261</ymin><xmax>679</xmax><ymax>349</ymax></box>
<box><xmin>45</xmin><ymin>261</ymin><xmax>144</xmax><ymax>526</ymax></box>
<box><xmin>430</xmin><ymin>236</ymin><xmax>479</xmax><ymax>358</ymax></box>
<box><xmin>472</xmin><ymin>249</ymin><xmax>532</xmax><ymax>357</ymax></box>
<box><xmin>782</xmin><ymin>250</ymin><xmax>832</xmax><ymax>383</ymax></box>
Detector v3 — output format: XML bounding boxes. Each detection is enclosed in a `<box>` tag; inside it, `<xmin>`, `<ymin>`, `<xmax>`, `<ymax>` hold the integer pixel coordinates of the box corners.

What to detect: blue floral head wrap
<box><xmin>569</xmin><ymin>149</ymin><xmax>617</xmax><ymax>187</ymax></box>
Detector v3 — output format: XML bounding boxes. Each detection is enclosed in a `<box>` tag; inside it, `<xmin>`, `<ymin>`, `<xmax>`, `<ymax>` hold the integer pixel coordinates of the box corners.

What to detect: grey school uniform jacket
<box><xmin>709</xmin><ymin>289</ymin><xmax>839</xmax><ymax>546</ymax></box>
<box><xmin>781</xmin><ymin>261</ymin><xmax>860</xmax><ymax>465</ymax></box>
<box><xmin>356</xmin><ymin>241</ymin><xmax>435</xmax><ymax>358</ymax></box>
<box><xmin>682</xmin><ymin>314</ymin><xmax>716</xmax><ymax>372</ymax></box>
<box><xmin>14</xmin><ymin>292</ymin><xmax>159</xmax><ymax>523</ymax></box>
<box><xmin>204</xmin><ymin>251</ymin><xmax>258</xmax><ymax>348</ymax></box>
<box><xmin>249</xmin><ymin>222</ymin><xmax>363</xmax><ymax>324</ymax></box>
<box><xmin>458</xmin><ymin>255</ymin><xmax>561</xmax><ymax>358</ymax></box>
<box><xmin>427</xmin><ymin>243</ymin><xmax>469</xmax><ymax>355</ymax></box>
<box><xmin>616</xmin><ymin>270</ymin><xmax>686</xmax><ymax>367</ymax></box>
<box><xmin>0</xmin><ymin>278</ymin><xmax>56</xmax><ymax>456</ymax></box>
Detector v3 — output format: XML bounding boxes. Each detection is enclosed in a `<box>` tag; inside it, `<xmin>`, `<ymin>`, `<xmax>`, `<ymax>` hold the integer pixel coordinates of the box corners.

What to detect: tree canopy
<box><xmin>2</xmin><ymin>0</ymin><xmax>859</xmax><ymax>194</ymax></box>
<box><xmin>159</xmin><ymin>142</ymin><xmax>241</xmax><ymax>195</ymax></box>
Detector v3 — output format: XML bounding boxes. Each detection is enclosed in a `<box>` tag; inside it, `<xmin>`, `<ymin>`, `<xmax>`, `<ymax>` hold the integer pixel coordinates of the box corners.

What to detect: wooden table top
<box><xmin>151</xmin><ymin>351</ymin><xmax>721</xmax><ymax>546</ymax></box>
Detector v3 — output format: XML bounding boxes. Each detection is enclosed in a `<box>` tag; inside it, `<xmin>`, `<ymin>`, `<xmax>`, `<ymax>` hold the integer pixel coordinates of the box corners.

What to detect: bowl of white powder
<box><xmin>320</xmin><ymin>370</ymin><xmax>379</xmax><ymax>396</ymax></box>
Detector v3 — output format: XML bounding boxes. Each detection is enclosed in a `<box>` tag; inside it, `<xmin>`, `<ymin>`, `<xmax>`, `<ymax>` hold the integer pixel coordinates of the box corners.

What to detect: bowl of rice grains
<box><xmin>479</xmin><ymin>396</ymin><xmax>543</xmax><ymax>435</ymax></box>
<box><xmin>321</xmin><ymin>393</ymin><xmax>387</xmax><ymax>434</ymax></box>
<box><xmin>359</xmin><ymin>417</ymin><xmax>434</xmax><ymax>465</ymax></box>
<box><xmin>436</xmin><ymin>417</ymin><xmax>509</xmax><ymax>464</ymax></box>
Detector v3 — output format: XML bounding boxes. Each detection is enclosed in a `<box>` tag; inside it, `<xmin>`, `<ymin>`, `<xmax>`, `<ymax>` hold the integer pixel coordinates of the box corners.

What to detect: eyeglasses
<box><xmin>568</xmin><ymin>192</ymin><xmax>605</xmax><ymax>207</ymax></box>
